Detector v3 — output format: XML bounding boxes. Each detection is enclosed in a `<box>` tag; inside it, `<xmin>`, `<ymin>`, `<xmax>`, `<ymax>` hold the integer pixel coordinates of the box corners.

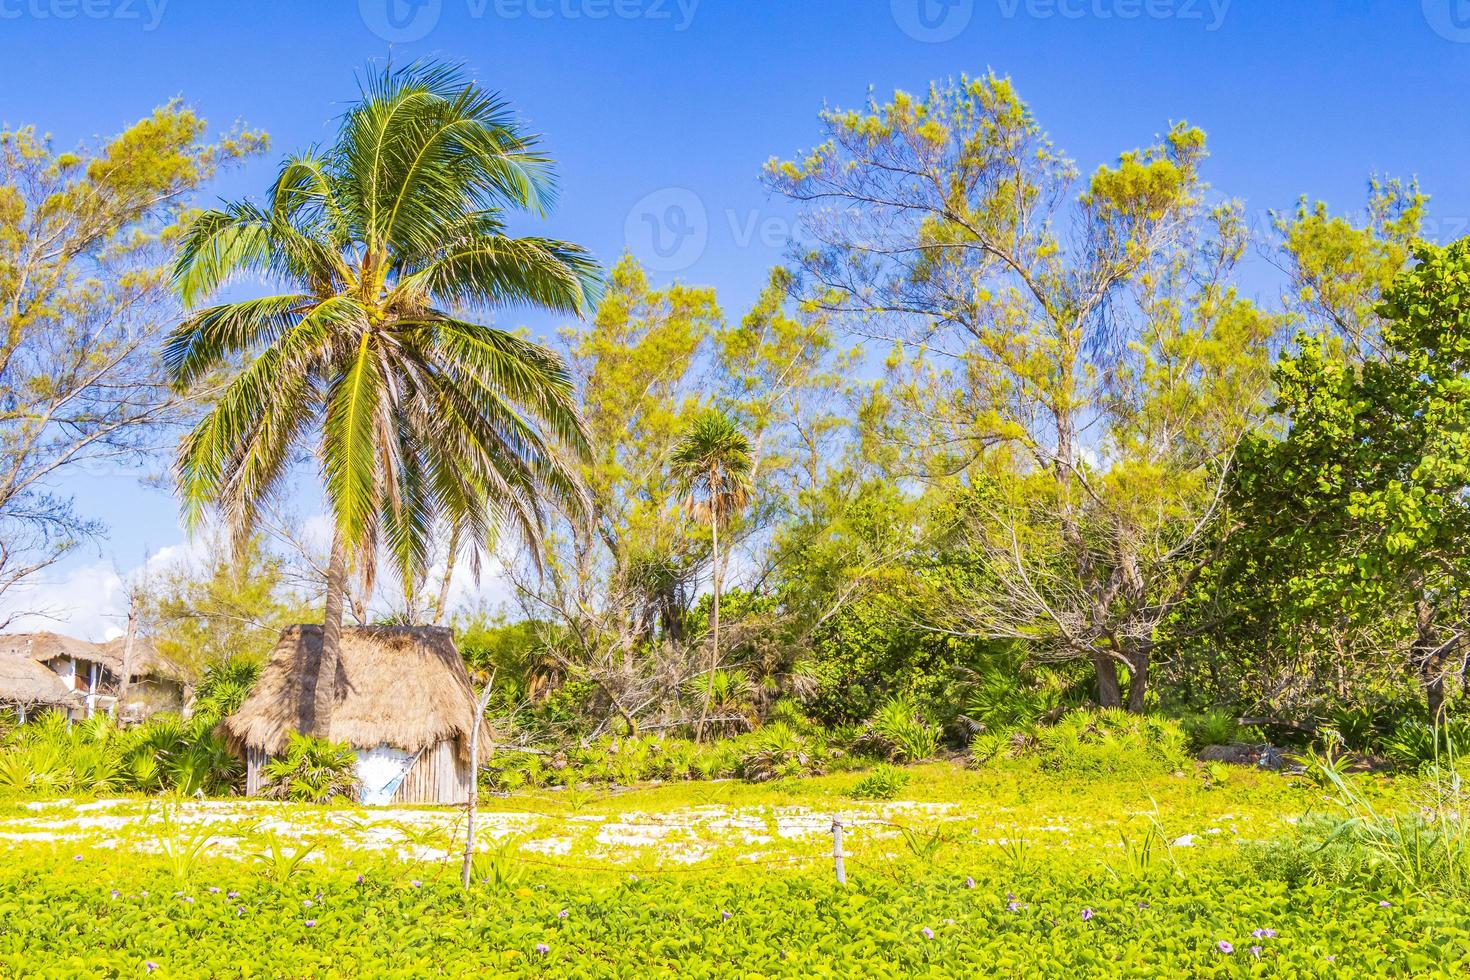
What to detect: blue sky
<box><xmin>2</xmin><ymin>0</ymin><xmax>1468</xmax><ymax>636</ymax></box>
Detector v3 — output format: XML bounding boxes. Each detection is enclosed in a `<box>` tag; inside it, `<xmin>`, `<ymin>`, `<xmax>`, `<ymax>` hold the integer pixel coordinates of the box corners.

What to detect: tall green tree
<box><xmin>163</xmin><ymin>63</ymin><xmax>601</xmax><ymax>730</ymax></box>
<box><xmin>767</xmin><ymin>74</ymin><xmax>1275</xmax><ymax>710</ymax></box>
<box><xmin>1223</xmin><ymin>239</ymin><xmax>1470</xmax><ymax>723</ymax></box>
<box><xmin>0</xmin><ymin>105</ymin><xmax>262</xmax><ymax>621</ymax></box>
<box><xmin>671</xmin><ymin>409</ymin><xmax>752</xmax><ymax>740</ymax></box>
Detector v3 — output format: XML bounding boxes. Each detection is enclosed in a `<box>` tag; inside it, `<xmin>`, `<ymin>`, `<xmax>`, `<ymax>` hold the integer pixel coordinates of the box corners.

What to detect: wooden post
<box><xmin>461</xmin><ymin>671</ymin><xmax>497</xmax><ymax>890</ymax></box>
<box><xmin>831</xmin><ymin>814</ymin><xmax>847</xmax><ymax>886</ymax></box>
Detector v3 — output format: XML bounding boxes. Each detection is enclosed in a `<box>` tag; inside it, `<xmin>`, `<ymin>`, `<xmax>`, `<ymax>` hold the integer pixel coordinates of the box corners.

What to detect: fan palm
<box><xmin>164</xmin><ymin>62</ymin><xmax>602</xmax><ymax>731</ymax></box>
<box><xmin>670</xmin><ymin>409</ymin><xmax>752</xmax><ymax>741</ymax></box>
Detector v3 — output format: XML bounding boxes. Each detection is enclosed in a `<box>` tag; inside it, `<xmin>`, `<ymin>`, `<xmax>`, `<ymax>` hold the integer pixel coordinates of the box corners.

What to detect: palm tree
<box><xmin>670</xmin><ymin>409</ymin><xmax>752</xmax><ymax>741</ymax></box>
<box><xmin>164</xmin><ymin>62</ymin><xmax>602</xmax><ymax>732</ymax></box>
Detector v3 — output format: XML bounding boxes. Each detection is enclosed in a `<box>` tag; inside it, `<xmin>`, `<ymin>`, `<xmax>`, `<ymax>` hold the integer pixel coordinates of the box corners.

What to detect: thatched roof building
<box><xmin>224</xmin><ymin>625</ymin><xmax>487</xmax><ymax>805</ymax></box>
<box><xmin>0</xmin><ymin>632</ymin><xmax>187</xmax><ymax>721</ymax></box>
<box><xmin>0</xmin><ymin>655</ymin><xmax>82</xmax><ymax>717</ymax></box>
<box><xmin>0</xmin><ymin>632</ymin><xmax>186</xmax><ymax>681</ymax></box>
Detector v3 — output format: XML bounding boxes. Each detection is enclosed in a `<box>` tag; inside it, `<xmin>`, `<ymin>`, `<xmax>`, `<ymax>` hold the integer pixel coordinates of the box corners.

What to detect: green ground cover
<box><xmin>0</xmin><ymin>764</ymin><xmax>1465</xmax><ymax>977</ymax></box>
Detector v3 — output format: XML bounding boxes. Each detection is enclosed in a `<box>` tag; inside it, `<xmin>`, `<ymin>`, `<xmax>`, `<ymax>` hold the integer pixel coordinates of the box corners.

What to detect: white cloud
<box><xmin>0</xmin><ymin>538</ymin><xmax>210</xmax><ymax>641</ymax></box>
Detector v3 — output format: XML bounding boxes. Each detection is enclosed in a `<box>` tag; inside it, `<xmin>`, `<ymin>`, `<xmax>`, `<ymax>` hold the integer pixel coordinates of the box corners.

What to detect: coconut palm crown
<box><xmin>163</xmin><ymin>62</ymin><xmax>602</xmax><ymax>595</ymax></box>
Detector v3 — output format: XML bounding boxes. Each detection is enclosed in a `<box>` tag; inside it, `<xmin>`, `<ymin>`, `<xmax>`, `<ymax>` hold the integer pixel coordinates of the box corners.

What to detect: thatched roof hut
<box><xmin>0</xmin><ymin>631</ymin><xmax>187</xmax><ymax>721</ymax></box>
<box><xmin>0</xmin><ymin>631</ymin><xmax>186</xmax><ymax>681</ymax></box>
<box><xmin>0</xmin><ymin>655</ymin><xmax>82</xmax><ymax>717</ymax></box>
<box><xmin>224</xmin><ymin>625</ymin><xmax>487</xmax><ymax>805</ymax></box>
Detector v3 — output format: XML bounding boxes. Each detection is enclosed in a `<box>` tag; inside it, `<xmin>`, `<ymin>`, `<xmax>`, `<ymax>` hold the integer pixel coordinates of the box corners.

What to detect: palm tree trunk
<box><xmin>696</xmin><ymin>516</ymin><xmax>720</xmax><ymax>743</ymax></box>
<box><xmin>431</xmin><ymin>523</ymin><xmax>462</xmax><ymax>626</ymax></box>
<box><xmin>315</xmin><ymin>532</ymin><xmax>347</xmax><ymax>734</ymax></box>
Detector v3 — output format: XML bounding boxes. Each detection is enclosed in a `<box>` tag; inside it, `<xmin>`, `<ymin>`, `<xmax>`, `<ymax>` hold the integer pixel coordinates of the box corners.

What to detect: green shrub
<box><xmin>738</xmin><ymin>723</ymin><xmax>822</xmax><ymax>782</ymax></box>
<box><xmin>260</xmin><ymin>732</ymin><xmax>359</xmax><ymax>803</ymax></box>
<box><xmin>974</xmin><ymin>709</ymin><xmax>1187</xmax><ymax>779</ymax></box>
<box><xmin>849</xmin><ymin>763</ymin><xmax>909</xmax><ymax>800</ymax></box>
<box><xmin>1181</xmin><ymin>709</ymin><xmax>1241</xmax><ymax>751</ymax></box>
<box><xmin>860</xmin><ymin>696</ymin><xmax>941</xmax><ymax>762</ymax></box>
<box><xmin>191</xmin><ymin>658</ymin><xmax>262</xmax><ymax>725</ymax></box>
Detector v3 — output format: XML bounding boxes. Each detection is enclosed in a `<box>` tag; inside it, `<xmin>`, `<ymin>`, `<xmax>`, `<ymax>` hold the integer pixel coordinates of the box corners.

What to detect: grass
<box><xmin>0</xmin><ymin>763</ymin><xmax>1463</xmax><ymax>975</ymax></box>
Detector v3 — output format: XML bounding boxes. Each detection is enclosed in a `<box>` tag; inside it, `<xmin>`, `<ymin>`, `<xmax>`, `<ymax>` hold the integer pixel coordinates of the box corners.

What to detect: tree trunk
<box><xmin>1413</xmin><ymin>596</ymin><xmax>1447</xmax><ymax>724</ymax></box>
<box><xmin>696</xmin><ymin>516</ymin><xmax>720</xmax><ymax>743</ymax></box>
<box><xmin>315</xmin><ymin>533</ymin><xmax>348</xmax><ymax>735</ymax></box>
<box><xmin>1094</xmin><ymin>652</ymin><xmax>1122</xmax><ymax>709</ymax></box>
<box><xmin>116</xmin><ymin>599</ymin><xmax>139</xmax><ymax>712</ymax></box>
<box><xmin>1125</xmin><ymin>649</ymin><xmax>1149</xmax><ymax>714</ymax></box>
<box><xmin>431</xmin><ymin>523</ymin><xmax>462</xmax><ymax>627</ymax></box>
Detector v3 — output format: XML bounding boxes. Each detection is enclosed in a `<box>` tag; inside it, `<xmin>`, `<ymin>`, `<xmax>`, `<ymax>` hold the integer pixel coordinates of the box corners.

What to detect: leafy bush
<box><xmin>1181</xmin><ymin>710</ymin><xmax>1242</xmax><ymax>751</ymax></box>
<box><xmin>738</xmin><ymin>723</ymin><xmax>822</xmax><ymax>782</ymax></box>
<box><xmin>191</xmin><ymin>658</ymin><xmax>262</xmax><ymax>725</ymax></box>
<box><xmin>974</xmin><ymin>709</ymin><xmax>1188</xmax><ymax>779</ymax></box>
<box><xmin>849</xmin><ymin>763</ymin><xmax>909</xmax><ymax>800</ymax></box>
<box><xmin>859</xmin><ymin>696</ymin><xmax>941</xmax><ymax>763</ymax></box>
<box><xmin>0</xmin><ymin>708</ymin><xmax>244</xmax><ymax>798</ymax></box>
<box><xmin>260</xmin><ymin>732</ymin><xmax>359</xmax><ymax>803</ymax></box>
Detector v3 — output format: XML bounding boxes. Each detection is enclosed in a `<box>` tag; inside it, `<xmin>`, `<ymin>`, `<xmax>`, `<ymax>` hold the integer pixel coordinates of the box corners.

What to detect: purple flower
<box><xmin>355</xmin><ymin>874</ymin><xmax>364</xmax><ymax>884</ymax></box>
<box><xmin>410</xmin><ymin>880</ymin><xmax>422</xmax><ymax>888</ymax></box>
<box><xmin>721</xmin><ymin>910</ymin><xmax>732</xmax><ymax>921</ymax></box>
<box><xmin>208</xmin><ymin>887</ymin><xmax>219</xmax><ymax>894</ymax></box>
<box><xmin>1250</xmin><ymin>946</ymin><xmax>1263</xmax><ymax>958</ymax></box>
<box><xmin>921</xmin><ymin>927</ymin><xmax>934</xmax><ymax>939</ymax></box>
<box><xmin>1251</xmin><ymin>928</ymin><xmax>1276</xmax><ymax>939</ymax></box>
<box><xmin>535</xmin><ymin>943</ymin><xmax>550</xmax><ymax>955</ymax></box>
<box><xmin>304</xmin><ymin>920</ymin><xmax>316</xmax><ymax>928</ymax></box>
<box><xmin>227</xmin><ymin>891</ymin><xmax>239</xmax><ymax>899</ymax></box>
<box><xmin>145</xmin><ymin>963</ymin><xmax>159</xmax><ymax>973</ymax></box>
<box><xmin>73</xmin><ymin>855</ymin><xmax>82</xmax><ymax>862</ymax></box>
<box><xmin>1007</xmin><ymin>901</ymin><xmax>1023</xmax><ymax>912</ymax></box>
<box><xmin>235</xmin><ymin>906</ymin><xmax>245</xmax><ymax>917</ymax></box>
<box><xmin>965</xmin><ymin>876</ymin><xmax>975</xmax><ymax>889</ymax></box>
<box><xmin>1080</xmin><ymin>908</ymin><xmax>1094</xmax><ymax>921</ymax></box>
<box><xmin>109</xmin><ymin>890</ymin><xmax>120</xmax><ymax>899</ymax></box>
<box><xmin>180</xmin><ymin>896</ymin><xmax>193</xmax><ymax>904</ymax></box>
<box><xmin>303</xmin><ymin>900</ymin><xmax>313</xmax><ymax>907</ymax></box>
<box><xmin>1217</xmin><ymin>941</ymin><xmax>1234</xmax><ymax>955</ymax></box>
<box><xmin>140</xmin><ymin>891</ymin><xmax>149</xmax><ymax>898</ymax></box>
<box><xmin>557</xmin><ymin>909</ymin><xmax>568</xmax><ymax>919</ymax></box>
<box><xmin>1378</xmin><ymin>900</ymin><xmax>1392</xmax><ymax>908</ymax></box>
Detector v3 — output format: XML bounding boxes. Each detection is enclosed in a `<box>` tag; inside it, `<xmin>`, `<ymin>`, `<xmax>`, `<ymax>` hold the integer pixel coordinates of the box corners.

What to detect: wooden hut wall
<box><xmin>392</xmin><ymin>739</ymin><xmax>471</xmax><ymax>805</ymax></box>
<box><xmin>245</xmin><ymin>747</ymin><xmax>269</xmax><ymax>796</ymax></box>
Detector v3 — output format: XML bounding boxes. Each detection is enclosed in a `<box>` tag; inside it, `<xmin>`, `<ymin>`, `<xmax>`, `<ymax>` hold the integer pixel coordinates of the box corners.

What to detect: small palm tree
<box><xmin>164</xmin><ymin>62</ymin><xmax>601</xmax><ymax>731</ymax></box>
<box><xmin>670</xmin><ymin>409</ymin><xmax>752</xmax><ymax>741</ymax></box>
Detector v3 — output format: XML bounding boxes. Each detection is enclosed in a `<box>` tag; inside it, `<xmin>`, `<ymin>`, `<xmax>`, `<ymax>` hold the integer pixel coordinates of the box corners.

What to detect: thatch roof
<box><xmin>0</xmin><ymin>654</ymin><xmax>82</xmax><ymax>708</ymax></box>
<box><xmin>222</xmin><ymin>625</ymin><xmax>488</xmax><ymax>759</ymax></box>
<box><xmin>0</xmin><ymin>632</ymin><xmax>185</xmax><ymax>681</ymax></box>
